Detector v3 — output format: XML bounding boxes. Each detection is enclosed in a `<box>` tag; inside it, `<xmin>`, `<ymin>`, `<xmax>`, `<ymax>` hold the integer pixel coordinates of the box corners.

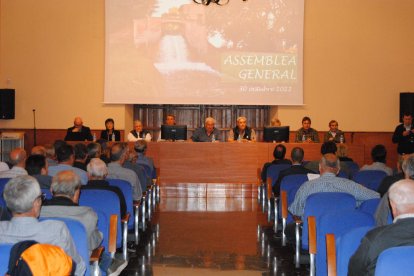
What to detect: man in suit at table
<box><xmin>64</xmin><ymin>117</ymin><xmax>93</xmax><ymax>141</ymax></box>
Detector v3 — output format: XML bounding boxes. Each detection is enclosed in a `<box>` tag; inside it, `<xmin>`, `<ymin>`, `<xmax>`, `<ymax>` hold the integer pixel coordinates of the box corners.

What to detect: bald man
<box><xmin>64</xmin><ymin>116</ymin><xmax>93</xmax><ymax>141</ymax></box>
<box><xmin>349</xmin><ymin>179</ymin><xmax>414</xmax><ymax>276</ymax></box>
<box><xmin>0</xmin><ymin>148</ymin><xmax>27</xmax><ymax>178</ymax></box>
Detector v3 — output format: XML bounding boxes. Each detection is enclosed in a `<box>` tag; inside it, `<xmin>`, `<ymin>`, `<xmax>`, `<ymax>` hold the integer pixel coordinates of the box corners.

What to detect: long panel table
<box><xmin>144</xmin><ymin>142</ymin><xmax>365</xmax><ymax>184</ymax></box>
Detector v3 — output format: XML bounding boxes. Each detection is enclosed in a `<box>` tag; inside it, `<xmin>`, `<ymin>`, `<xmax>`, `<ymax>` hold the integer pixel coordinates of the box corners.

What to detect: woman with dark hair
<box><xmin>100</xmin><ymin>118</ymin><xmax>121</xmax><ymax>141</ymax></box>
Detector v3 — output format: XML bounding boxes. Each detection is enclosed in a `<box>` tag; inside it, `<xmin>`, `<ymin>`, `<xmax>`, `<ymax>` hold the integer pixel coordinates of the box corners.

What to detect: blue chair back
<box><xmin>0</xmin><ymin>178</ymin><xmax>12</xmax><ymax>207</ymax></box>
<box><xmin>0</xmin><ymin>243</ymin><xmax>13</xmax><ymax>275</ymax></box>
<box><xmin>40</xmin><ymin>217</ymin><xmax>90</xmax><ymax>276</ymax></box>
<box><xmin>267</xmin><ymin>164</ymin><xmax>291</xmax><ymax>188</ymax></box>
<box><xmin>79</xmin><ymin>189</ymin><xmax>122</xmax><ymax>251</ymax></box>
<box><xmin>375</xmin><ymin>246</ymin><xmax>414</xmax><ymax>276</ymax></box>
<box><xmin>302</xmin><ymin>192</ymin><xmax>356</xmax><ymax>251</ymax></box>
<box><xmin>316</xmin><ymin>210</ymin><xmax>375</xmax><ymax>276</ymax></box>
<box><xmin>336</xmin><ymin>226</ymin><xmax>373</xmax><ymax>276</ymax></box>
<box><xmin>279</xmin><ymin>174</ymin><xmax>308</xmax><ymax>222</ymax></box>
<box><xmin>358</xmin><ymin>198</ymin><xmax>381</xmax><ymax>216</ymax></box>
<box><xmin>352</xmin><ymin>170</ymin><xmax>387</xmax><ymax>191</ymax></box>
<box><xmin>137</xmin><ymin>162</ymin><xmax>153</xmax><ymax>179</ymax></box>
<box><xmin>342</xmin><ymin>161</ymin><xmax>359</xmax><ymax>178</ymax></box>
<box><xmin>40</xmin><ymin>188</ymin><xmax>53</xmax><ymax>200</ymax></box>
<box><xmin>107</xmin><ymin>178</ymin><xmax>134</xmax><ymax>229</ymax></box>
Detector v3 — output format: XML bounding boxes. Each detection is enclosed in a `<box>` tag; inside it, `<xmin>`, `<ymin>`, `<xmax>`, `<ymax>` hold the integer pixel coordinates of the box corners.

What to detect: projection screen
<box><xmin>104</xmin><ymin>0</ymin><xmax>304</xmax><ymax>105</ymax></box>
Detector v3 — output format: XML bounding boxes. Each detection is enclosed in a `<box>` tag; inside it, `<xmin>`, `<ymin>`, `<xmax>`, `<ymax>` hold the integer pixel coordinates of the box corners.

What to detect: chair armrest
<box><xmin>90</xmin><ymin>246</ymin><xmax>104</xmax><ymax>262</ymax></box>
<box><xmin>281</xmin><ymin>191</ymin><xmax>288</xmax><ymax>219</ymax></box>
<box><xmin>308</xmin><ymin>216</ymin><xmax>316</xmax><ymax>255</ymax></box>
<box><xmin>326</xmin><ymin>233</ymin><xmax>337</xmax><ymax>276</ymax></box>
<box><xmin>108</xmin><ymin>214</ymin><xmax>118</xmax><ymax>253</ymax></box>
<box><xmin>266</xmin><ymin>177</ymin><xmax>273</xmax><ymax>199</ymax></box>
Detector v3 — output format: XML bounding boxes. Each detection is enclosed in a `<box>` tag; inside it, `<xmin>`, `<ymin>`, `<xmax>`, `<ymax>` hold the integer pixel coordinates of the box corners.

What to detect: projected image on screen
<box><xmin>105</xmin><ymin>0</ymin><xmax>304</xmax><ymax>105</ymax></box>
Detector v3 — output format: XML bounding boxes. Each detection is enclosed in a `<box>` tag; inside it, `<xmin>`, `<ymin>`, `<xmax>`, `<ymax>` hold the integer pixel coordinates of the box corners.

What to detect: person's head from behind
<box><xmin>87</xmin><ymin>142</ymin><xmax>102</xmax><ymax>159</ymax></box>
<box><xmin>51</xmin><ymin>170</ymin><xmax>81</xmax><ymax>203</ymax></box>
<box><xmin>134</xmin><ymin>140</ymin><xmax>147</xmax><ymax>154</ymax></box>
<box><xmin>9</xmin><ymin>148</ymin><xmax>27</xmax><ymax>168</ymax></box>
<box><xmin>271</xmin><ymin>118</ymin><xmax>281</xmax><ymax>127</ymax></box>
<box><xmin>337</xmin><ymin>144</ymin><xmax>348</xmax><ymax>158</ymax></box>
<box><xmin>110</xmin><ymin>142</ymin><xmax>127</xmax><ymax>164</ymax></box>
<box><xmin>133</xmin><ymin>120</ymin><xmax>144</xmax><ymax>132</ymax></box>
<box><xmin>205</xmin><ymin>117</ymin><xmax>216</xmax><ymax>133</ymax></box>
<box><xmin>302</xmin><ymin>116</ymin><xmax>311</xmax><ymax>130</ymax></box>
<box><xmin>26</xmin><ymin>155</ymin><xmax>48</xmax><ymax>176</ymax></box>
<box><xmin>402</xmin><ymin>155</ymin><xmax>414</xmax><ymax>180</ymax></box>
<box><xmin>3</xmin><ymin>175</ymin><xmax>42</xmax><ymax>217</ymax></box>
<box><xmin>87</xmin><ymin>158</ymin><xmax>108</xmax><ymax>180</ymax></box>
<box><xmin>73</xmin><ymin>117</ymin><xmax>83</xmax><ymax>128</ymax></box>
<box><xmin>321</xmin><ymin>141</ymin><xmax>337</xmax><ymax>155</ymax></box>
<box><xmin>165</xmin><ymin>114</ymin><xmax>176</xmax><ymax>126</ymax></box>
<box><xmin>236</xmin><ymin>116</ymin><xmax>247</xmax><ymax>131</ymax></box>
<box><xmin>53</xmin><ymin>140</ymin><xmax>67</xmax><ymax>153</ymax></box>
<box><xmin>74</xmin><ymin>143</ymin><xmax>87</xmax><ymax>162</ymax></box>
<box><xmin>291</xmin><ymin>147</ymin><xmax>305</xmax><ymax>164</ymax></box>
<box><xmin>273</xmin><ymin>144</ymin><xmax>286</xmax><ymax>160</ymax></box>
<box><xmin>31</xmin><ymin>146</ymin><xmax>46</xmax><ymax>157</ymax></box>
<box><xmin>402</xmin><ymin>112</ymin><xmax>413</xmax><ymax>127</ymax></box>
<box><xmin>105</xmin><ymin>118</ymin><xmax>115</xmax><ymax>130</ymax></box>
<box><xmin>371</xmin><ymin>144</ymin><xmax>387</xmax><ymax>164</ymax></box>
<box><xmin>44</xmin><ymin>144</ymin><xmax>56</xmax><ymax>160</ymax></box>
<box><xmin>56</xmin><ymin>144</ymin><xmax>75</xmax><ymax>164</ymax></box>
<box><xmin>319</xmin><ymin>153</ymin><xmax>340</xmax><ymax>175</ymax></box>
<box><xmin>328</xmin><ymin>120</ymin><xmax>338</xmax><ymax>133</ymax></box>
<box><xmin>388</xmin><ymin>179</ymin><xmax>414</xmax><ymax>218</ymax></box>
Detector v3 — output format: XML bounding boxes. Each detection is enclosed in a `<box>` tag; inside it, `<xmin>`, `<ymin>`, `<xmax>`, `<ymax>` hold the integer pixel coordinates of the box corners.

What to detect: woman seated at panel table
<box><xmin>100</xmin><ymin>118</ymin><xmax>121</xmax><ymax>141</ymax></box>
<box><xmin>228</xmin><ymin>116</ymin><xmax>256</xmax><ymax>142</ymax></box>
<box><xmin>127</xmin><ymin>120</ymin><xmax>152</xmax><ymax>142</ymax></box>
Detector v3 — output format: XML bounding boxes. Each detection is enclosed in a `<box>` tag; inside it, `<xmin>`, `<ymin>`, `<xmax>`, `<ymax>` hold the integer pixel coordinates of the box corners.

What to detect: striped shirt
<box><xmin>289</xmin><ymin>172</ymin><xmax>379</xmax><ymax>217</ymax></box>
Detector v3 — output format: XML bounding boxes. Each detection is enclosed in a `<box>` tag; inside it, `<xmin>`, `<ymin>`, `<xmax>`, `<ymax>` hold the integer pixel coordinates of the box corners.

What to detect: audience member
<box><xmin>124</xmin><ymin>150</ymin><xmax>149</xmax><ymax>193</ymax></box>
<box><xmin>64</xmin><ymin>117</ymin><xmax>93</xmax><ymax>141</ymax></box>
<box><xmin>261</xmin><ymin>144</ymin><xmax>292</xmax><ymax>183</ymax></box>
<box><xmin>96</xmin><ymin>139</ymin><xmax>111</xmax><ymax>164</ymax></box>
<box><xmin>86</xmin><ymin>142</ymin><xmax>102</xmax><ymax>165</ymax></box>
<box><xmin>0</xmin><ymin>176</ymin><xmax>85</xmax><ymax>275</ymax></box>
<box><xmin>377</xmin><ymin>155</ymin><xmax>407</xmax><ymax>196</ymax></box>
<box><xmin>392</xmin><ymin>112</ymin><xmax>414</xmax><ymax>155</ymax></box>
<box><xmin>295</xmin><ymin>116</ymin><xmax>319</xmax><ymax>143</ymax></box>
<box><xmin>107</xmin><ymin>143</ymin><xmax>142</xmax><ymax>200</ymax></box>
<box><xmin>45</xmin><ymin>143</ymin><xmax>58</xmax><ymax>166</ymax></box>
<box><xmin>349</xmin><ymin>179</ymin><xmax>414</xmax><ymax>276</ymax></box>
<box><xmin>41</xmin><ymin>171</ymin><xmax>103</xmax><ymax>253</ymax></box>
<box><xmin>25</xmin><ymin>154</ymin><xmax>52</xmax><ymax>189</ymax></box>
<box><xmin>127</xmin><ymin>120</ymin><xmax>152</xmax><ymax>142</ymax></box>
<box><xmin>73</xmin><ymin>143</ymin><xmax>88</xmax><ymax>171</ymax></box>
<box><xmin>361</xmin><ymin>144</ymin><xmax>393</xmax><ymax>176</ymax></box>
<box><xmin>31</xmin><ymin>145</ymin><xmax>46</xmax><ymax>156</ymax></box>
<box><xmin>228</xmin><ymin>116</ymin><xmax>256</xmax><ymax>142</ymax></box>
<box><xmin>48</xmin><ymin>144</ymin><xmax>88</xmax><ymax>184</ymax></box>
<box><xmin>304</xmin><ymin>141</ymin><xmax>338</xmax><ymax>173</ymax></box>
<box><xmin>0</xmin><ymin>148</ymin><xmax>27</xmax><ymax>178</ymax></box>
<box><xmin>272</xmin><ymin>147</ymin><xmax>314</xmax><ymax>196</ymax></box>
<box><xmin>337</xmin><ymin>143</ymin><xmax>353</xmax><ymax>162</ymax></box>
<box><xmin>191</xmin><ymin>117</ymin><xmax>221</xmax><ymax>142</ymax></box>
<box><xmin>289</xmin><ymin>154</ymin><xmax>379</xmax><ymax>218</ymax></box>
<box><xmin>375</xmin><ymin>155</ymin><xmax>414</xmax><ymax>226</ymax></box>
<box><xmin>324</xmin><ymin>120</ymin><xmax>345</xmax><ymax>143</ymax></box>
<box><xmin>85</xmin><ymin>158</ymin><xmax>127</xmax><ymax>218</ymax></box>
<box><xmin>0</xmin><ymin>161</ymin><xmax>9</xmax><ymax>172</ymax></box>
<box><xmin>134</xmin><ymin>140</ymin><xmax>155</xmax><ymax>178</ymax></box>
<box><xmin>100</xmin><ymin>118</ymin><xmax>121</xmax><ymax>141</ymax></box>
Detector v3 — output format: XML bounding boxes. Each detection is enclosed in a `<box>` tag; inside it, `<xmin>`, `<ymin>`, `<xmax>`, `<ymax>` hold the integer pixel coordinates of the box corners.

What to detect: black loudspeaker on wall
<box><xmin>400</xmin><ymin>92</ymin><xmax>414</xmax><ymax>121</ymax></box>
<box><xmin>0</xmin><ymin>89</ymin><xmax>15</xmax><ymax>119</ymax></box>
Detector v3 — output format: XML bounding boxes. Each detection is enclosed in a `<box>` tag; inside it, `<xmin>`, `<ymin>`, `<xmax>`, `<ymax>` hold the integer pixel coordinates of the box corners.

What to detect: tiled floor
<box><xmin>121</xmin><ymin>184</ymin><xmax>308</xmax><ymax>275</ymax></box>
